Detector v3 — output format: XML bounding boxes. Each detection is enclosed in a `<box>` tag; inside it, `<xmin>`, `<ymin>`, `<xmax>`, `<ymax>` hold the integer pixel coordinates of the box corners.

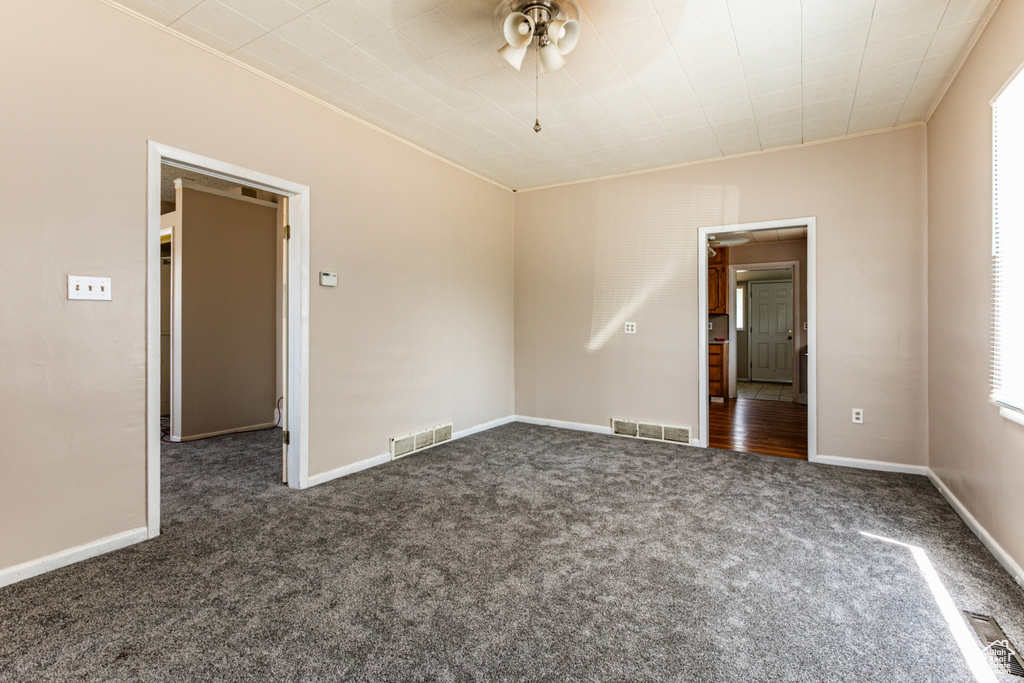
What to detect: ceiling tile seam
<box><xmin>800</xmin><ymin>1</ymin><xmax>804</xmax><ymax>146</ymax></box>
<box><xmin>516</xmin><ymin>121</ymin><xmax>927</xmax><ymax>194</ymax></box>
<box><xmin>842</xmin><ymin>0</ymin><xmax>882</xmax><ymax>137</ymax></box>
<box><xmin>723</xmin><ymin>0</ymin><xmax>763</xmax><ymax>154</ymax></box>
<box><xmin>892</xmin><ymin>0</ymin><xmax>951</xmax><ymax>126</ymax></box>
<box><xmin>652</xmin><ymin>10</ymin><xmax>723</xmax><ymax>159</ymax></box>
<box><xmin>584</xmin><ymin>34</ymin><xmax>661</xmax><ymax>161</ymax></box>
<box><xmin>232</xmin><ymin>26</ymin><xmax>324</xmax><ymax>71</ymax></box>
<box><xmin>924</xmin><ymin>0</ymin><xmax>1003</xmax><ymax>122</ymax></box>
<box><xmin>99</xmin><ymin>0</ymin><xmax>513</xmax><ymax>192</ymax></box>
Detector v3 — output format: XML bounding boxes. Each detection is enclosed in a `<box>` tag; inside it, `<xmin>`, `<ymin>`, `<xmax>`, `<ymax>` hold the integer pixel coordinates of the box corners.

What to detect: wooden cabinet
<box><xmin>709</xmin><ymin>342</ymin><xmax>729</xmax><ymax>398</ymax></box>
<box><xmin>707</xmin><ymin>246</ymin><xmax>728</xmax><ymax>314</ymax></box>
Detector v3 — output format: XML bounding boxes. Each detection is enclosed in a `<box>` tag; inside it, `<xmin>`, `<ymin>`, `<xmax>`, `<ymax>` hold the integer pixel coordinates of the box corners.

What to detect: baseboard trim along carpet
<box><xmin>514</xmin><ymin>415</ymin><xmax>613</xmax><ymax>435</ymax></box>
<box><xmin>812</xmin><ymin>454</ymin><xmax>929</xmax><ymax>476</ymax></box>
<box><xmin>928</xmin><ymin>469</ymin><xmax>1024</xmax><ymax>590</ymax></box>
<box><xmin>306</xmin><ymin>452</ymin><xmax>392</xmax><ymax>487</ymax></box>
<box><xmin>0</xmin><ymin>526</ymin><xmax>147</xmax><ymax>589</ymax></box>
<box><xmin>306</xmin><ymin>415</ymin><xmax>518</xmax><ymax>487</ymax></box>
<box><xmin>453</xmin><ymin>415</ymin><xmax>516</xmax><ymax>440</ymax></box>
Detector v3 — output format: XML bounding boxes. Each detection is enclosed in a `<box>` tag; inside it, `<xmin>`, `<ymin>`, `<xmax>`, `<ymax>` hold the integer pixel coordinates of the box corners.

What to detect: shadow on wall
<box><xmin>586</xmin><ymin>183</ymin><xmax>740</xmax><ymax>352</ymax></box>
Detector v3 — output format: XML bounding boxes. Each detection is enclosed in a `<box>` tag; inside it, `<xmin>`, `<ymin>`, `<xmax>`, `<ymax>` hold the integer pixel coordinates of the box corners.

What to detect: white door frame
<box><xmin>146</xmin><ymin>141</ymin><xmax>311</xmax><ymax>539</ymax></box>
<box><xmin>728</xmin><ymin>261</ymin><xmax>801</xmax><ymax>401</ymax></box>
<box><xmin>697</xmin><ymin>217</ymin><xmax>817</xmax><ymax>461</ymax></box>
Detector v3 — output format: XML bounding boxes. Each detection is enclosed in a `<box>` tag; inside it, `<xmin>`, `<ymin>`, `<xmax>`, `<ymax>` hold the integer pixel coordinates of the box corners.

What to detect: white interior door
<box><xmin>749</xmin><ymin>281</ymin><xmax>793</xmax><ymax>382</ymax></box>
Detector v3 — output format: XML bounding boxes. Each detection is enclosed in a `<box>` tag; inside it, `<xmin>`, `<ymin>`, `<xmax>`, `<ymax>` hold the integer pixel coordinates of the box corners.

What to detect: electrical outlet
<box><xmin>68</xmin><ymin>275</ymin><xmax>112</xmax><ymax>301</ymax></box>
<box><xmin>804</xmin><ymin>322</ymin><xmax>808</xmax><ymax>331</ymax></box>
<box><xmin>852</xmin><ymin>408</ymin><xmax>864</xmax><ymax>424</ymax></box>
<box><xmin>624</xmin><ymin>322</ymin><xmax>636</xmax><ymax>334</ymax></box>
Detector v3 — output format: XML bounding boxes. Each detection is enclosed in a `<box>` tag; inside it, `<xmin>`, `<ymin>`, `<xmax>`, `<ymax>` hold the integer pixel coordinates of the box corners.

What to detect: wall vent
<box><xmin>611</xmin><ymin>418</ymin><xmax>691</xmax><ymax>445</ymax></box>
<box><xmin>964</xmin><ymin>611</ymin><xmax>1024</xmax><ymax>677</ymax></box>
<box><xmin>390</xmin><ymin>422</ymin><xmax>453</xmax><ymax>460</ymax></box>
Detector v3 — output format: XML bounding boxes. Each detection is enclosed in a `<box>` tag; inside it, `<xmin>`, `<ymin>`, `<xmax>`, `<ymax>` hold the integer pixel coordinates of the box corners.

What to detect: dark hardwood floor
<box><xmin>709</xmin><ymin>397</ymin><xmax>808</xmax><ymax>460</ymax></box>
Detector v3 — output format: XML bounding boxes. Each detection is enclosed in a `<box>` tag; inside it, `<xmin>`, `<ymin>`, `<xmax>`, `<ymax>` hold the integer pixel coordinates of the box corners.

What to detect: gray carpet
<box><xmin>2</xmin><ymin>422</ymin><xmax>1023</xmax><ymax>682</ymax></box>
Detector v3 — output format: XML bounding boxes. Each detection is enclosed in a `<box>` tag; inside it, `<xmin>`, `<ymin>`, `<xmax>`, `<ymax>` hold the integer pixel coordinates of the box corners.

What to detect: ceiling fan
<box><xmin>707</xmin><ymin>233</ymin><xmax>751</xmax><ymax>256</ymax></box>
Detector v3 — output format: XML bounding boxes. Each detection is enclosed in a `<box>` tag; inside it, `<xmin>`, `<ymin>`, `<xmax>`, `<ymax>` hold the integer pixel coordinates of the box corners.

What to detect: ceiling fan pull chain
<box><xmin>534</xmin><ymin>41</ymin><xmax>542</xmax><ymax>133</ymax></box>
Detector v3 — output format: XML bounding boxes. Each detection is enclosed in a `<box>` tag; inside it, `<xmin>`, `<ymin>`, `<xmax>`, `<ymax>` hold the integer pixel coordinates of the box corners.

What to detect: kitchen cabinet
<box><xmin>708</xmin><ymin>246</ymin><xmax>728</xmax><ymax>314</ymax></box>
<box><xmin>709</xmin><ymin>342</ymin><xmax>729</xmax><ymax>398</ymax></box>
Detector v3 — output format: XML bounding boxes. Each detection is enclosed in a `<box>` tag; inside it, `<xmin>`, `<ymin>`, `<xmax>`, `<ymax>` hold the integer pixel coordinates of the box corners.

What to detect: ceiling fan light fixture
<box><xmin>546</xmin><ymin>18</ymin><xmax>580</xmax><ymax>54</ymax></box>
<box><xmin>498</xmin><ymin>42</ymin><xmax>529</xmax><ymax>70</ymax></box>
<box><xmin>538</xmin><ymin>41</ymin><xmax>565</xmax><ymax>73</ymax></box>
<box><xmin>502</xmin><ymin>11</ymin><xmax>535</xmax><ymax>49</ymax></box>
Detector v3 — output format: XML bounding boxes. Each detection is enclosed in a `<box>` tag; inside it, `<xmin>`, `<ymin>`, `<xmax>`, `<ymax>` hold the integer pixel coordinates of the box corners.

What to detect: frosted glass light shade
<box><xmin>538</xmin><ymin>42</ymin><xmax>565</xmax><ymax>73</ymax></box>
<box><xmin>547</xmin><ymin>19</ymin><xmax>580</xmax><ymax>54</ymax></box>
<box><xmin>502</xmin><ymin>12</ymin><xmax>534</xmax><ymax>48</ymax></box>
<box><xmin>498</xmin><ymin>42</ymin><xmax>529</xmax><ymax>70</ymax></box>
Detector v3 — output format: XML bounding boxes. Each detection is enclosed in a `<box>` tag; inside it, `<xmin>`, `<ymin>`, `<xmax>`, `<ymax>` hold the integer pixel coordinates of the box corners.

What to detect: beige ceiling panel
<box><xmin>110</xmin><ymin>0</ymin><xmax>1000</xmax><ymax>189</ymax></box>
<box><xmin>219</xmin><ymin>0</ymin><xmax>302</xmax><ymax>31</ymax></box>
<box><xmin>273</xmin><ymin>15</ymin><xmax>351</xmax><ymax>59</ymax></box>
<box><xmin>309</xmin><ymin>0</ymin><xmax>390</xmax><ymax>44</ymax></box>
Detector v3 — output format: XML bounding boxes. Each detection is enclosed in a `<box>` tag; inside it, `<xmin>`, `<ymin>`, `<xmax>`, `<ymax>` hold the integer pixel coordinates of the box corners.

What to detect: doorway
<box><xmin>146</xmin><ymin>142</ymin><xmax>311</xmax><ymax>539</ymax></box>
<box><xmin>697</xmin><ymin>218</ymin><xmax>817</xmax><ymax>461</ymax></box>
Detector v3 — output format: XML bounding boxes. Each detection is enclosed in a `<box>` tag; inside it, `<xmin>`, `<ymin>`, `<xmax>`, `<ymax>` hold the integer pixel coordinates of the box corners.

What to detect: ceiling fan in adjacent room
<box><xmin>707</xmin><ymin>233</ymin><xmax>751</xmax><ymax>257</ymax></box>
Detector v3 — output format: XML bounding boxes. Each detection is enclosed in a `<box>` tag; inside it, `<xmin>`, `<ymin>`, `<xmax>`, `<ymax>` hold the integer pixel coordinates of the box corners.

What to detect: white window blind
<box><xmin>991</xmin><ymin>65</ymin><xmax>1024</xmax><ymax>418</ymax></box>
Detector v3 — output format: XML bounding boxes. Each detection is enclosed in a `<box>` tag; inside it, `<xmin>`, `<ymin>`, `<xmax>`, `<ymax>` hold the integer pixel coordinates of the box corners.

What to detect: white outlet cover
<box><xmin>624</xmin><ymin>322</ymin><xmax>636</xmax><ymax>334</ymax></box>
<box><xmin>68</xmin><ymin>275</ymin><xmax>111</xmax><ymax>301</ymax></box>
<box><xmin>852</xmin><ymin>409</ymin><xmax>864</xmax><ymax>424</ymax></box>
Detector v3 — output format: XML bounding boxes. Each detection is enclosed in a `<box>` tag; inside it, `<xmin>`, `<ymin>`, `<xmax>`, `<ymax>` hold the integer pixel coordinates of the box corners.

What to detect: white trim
<box><xmin>998</xmin><ymin>405</ymin><xmax>1024</xmax><ymax>427</ymax></box>
<box><xmin>453</xmin><ymin>415</ymin><xmax>515</xmax><ymax>440</ymax></box>
<box><xmin>306</xmin><ymin>415</ymin><xmax>516</xmax><ymax>486</ymax></box>
<box><xmin>812</xmin><ymin>454</ymin><xmax>928</xmax><ymax>476</ymax></box>
<box><xmin>928</xmin><ymin>469</ymin><xmax>1024</xmax><ymax>590</ymax></box>
<box><xmin>306</xmin><ymin>453</ymin><xmax>391</xmax><ymax>487</ymax></box>
<box><xmin>147</xmin><ymin>141</ymin><xmax>312</xmax><ymax>541</ymax></box>
<box><xmin>514</xmin><ymin>415</ymin><xmax>612</xmax><ymax>434</ymax></box>
<box><xmin>0</xmin><ymin>528</ymin><xmax>147</xmax><ymax>589</ymax></box>
<box><xmin>698</xmin><ymin>218</ymin><xmax>817</xmax><ymax>460</ymax></box>
<box><xmin>171</xmin><ymin>422</ymin><xmax>278</xmax><ymax>442</ymax></box>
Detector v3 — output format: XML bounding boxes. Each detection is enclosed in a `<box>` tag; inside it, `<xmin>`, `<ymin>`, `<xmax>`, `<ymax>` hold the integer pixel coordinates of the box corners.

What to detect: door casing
<box><xmin>697</xmin><ymin>218</ymin><xmax>817</xmax><ymax>461</ymax></box>
<box><xmin>146</xmin><ymin>141</ymin><xmax>311</xmax><ymax>539</ymax></box>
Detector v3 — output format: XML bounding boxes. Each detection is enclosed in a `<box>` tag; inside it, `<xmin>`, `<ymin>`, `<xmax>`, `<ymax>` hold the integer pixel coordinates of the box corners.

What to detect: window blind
<box><xmin>991</xmin><ymin>66</ymin><xmax>1024</xmax><ymax>415</ymax></box>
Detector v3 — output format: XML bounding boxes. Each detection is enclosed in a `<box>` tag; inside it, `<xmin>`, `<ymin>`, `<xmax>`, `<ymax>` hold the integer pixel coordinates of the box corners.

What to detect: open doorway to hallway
<box><xmin>147</xmin><ymin>142</ymin><xmax>311</xmax><ymax>539</ymax></box>
<box><xmin>159</xmin><ymin>165</ymin><xmax>289</xmax><ymax>518</ymax></box>
<box><xmin>699</xmin><ymin>219</ymin><xmax>816</xmax><ymax>461</ymax></box>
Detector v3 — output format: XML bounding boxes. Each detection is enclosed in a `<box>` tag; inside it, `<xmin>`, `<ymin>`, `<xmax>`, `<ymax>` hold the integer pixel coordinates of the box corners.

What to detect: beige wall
<box><xmin>175</xmin><ymin>186</ymin><xmax>278</xmax><ymax>439</ymax></box>
<box><xmin>514</xmin><ymin>127</ymin><xmax>929</xmax><ymax>461</ymax></box>
<box><xmin>0</xmin><ymin>0</ymin><xmax>513</xmax><ymax>570</ymax></box>
<box><xmin>928</xmin><ymin>0</ymin><xmax>1024</xmax><ymax>576</ymax></box>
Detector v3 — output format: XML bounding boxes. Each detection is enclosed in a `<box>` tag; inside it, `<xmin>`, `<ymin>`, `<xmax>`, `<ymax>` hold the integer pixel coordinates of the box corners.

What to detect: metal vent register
<box><xmin>965</xmin><ymin>611</ymin><xmax>1024</xmax><ymax>677</ymax></box>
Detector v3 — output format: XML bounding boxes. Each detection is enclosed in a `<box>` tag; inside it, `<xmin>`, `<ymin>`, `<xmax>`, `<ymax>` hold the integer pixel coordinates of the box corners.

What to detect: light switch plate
<box><xmin>68</xmin><ymin>275</ymin><xmax>111</xmax><ymax>301</ymax></box>
<box><xmin>319</xmin><ymin>271</ymin><xmax>338</xmax><ymax>287</ymax></box>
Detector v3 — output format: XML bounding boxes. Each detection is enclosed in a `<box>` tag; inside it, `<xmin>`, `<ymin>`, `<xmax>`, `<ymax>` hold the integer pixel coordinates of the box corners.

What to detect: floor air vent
<box><xmin>611</xmin><ymin>418</ymin><xmax>691</xmax><ymax>445</ymax></box>
<box><xmin>390</xmin><ymin>422</ymin><xmax>453</xmax><ymax>460</ymax></box>
<box><xmin>965</xmin><ymin>611</ymin><xmax>1024</xmax><ymax>677</ymax></box>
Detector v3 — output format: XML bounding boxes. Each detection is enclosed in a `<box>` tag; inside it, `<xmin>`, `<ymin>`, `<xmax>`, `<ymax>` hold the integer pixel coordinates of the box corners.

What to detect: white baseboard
<box><xmin>453</xmin><ymin>415</ymin><xmax>515</xmax><ymax>440</ymax></box>
<box><xmin>306</xmin><ymin>415</ymin><xmax>518</xmax><ymax>487</ymax></box>
<box><xmin>927</xmin><ymin>469</ymin><xmax>1024</xmax><ymax>590</ymax></box>
<box><xmin>514</xmin><ymin>415</ymin><xmax>612</xmax><ymax>435</ymax></box>
<box><xmin>811</xmin><ymin>454</ymin><xmax>928</xmax><ymax>476</ymax></box>
<box><xmin>0</xmin><ymin>527</ymin><xmax>147</xmax><ymax>589</ymax></box>
<box><xmin>306</xmin><ymin>452</ymin><xmax>391</xmax><ymax>487</ymax></box>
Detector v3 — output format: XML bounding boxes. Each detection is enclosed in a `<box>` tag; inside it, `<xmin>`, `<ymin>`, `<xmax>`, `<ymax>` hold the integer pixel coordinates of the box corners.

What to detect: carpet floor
<box><xmin>2</xmin><ymin>423</ymin><xmax>1023</xmax><ymax>682</ymax></box>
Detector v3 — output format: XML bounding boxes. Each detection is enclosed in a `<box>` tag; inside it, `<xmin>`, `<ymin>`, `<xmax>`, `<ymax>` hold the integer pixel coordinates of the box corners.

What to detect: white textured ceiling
<box><xmin>115</xmin><ymin>0</ymin><xmax>994</xmax><ymax>190</ymax></box>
